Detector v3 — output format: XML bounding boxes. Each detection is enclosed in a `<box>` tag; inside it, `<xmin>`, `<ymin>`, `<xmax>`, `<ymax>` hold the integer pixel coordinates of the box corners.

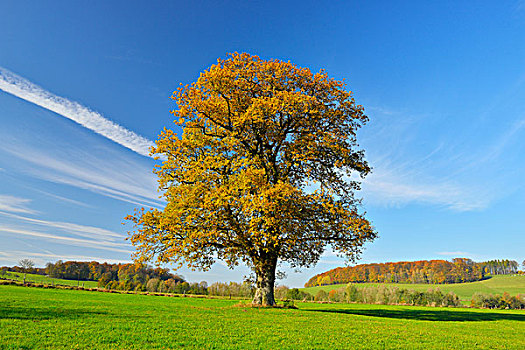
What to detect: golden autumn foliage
<box><xmin>305</xmin><ymin>258</ymin><xmax>485</xmax><ymax>287</ymax></box>
<box><xmin>126</xmin><ymin>53</ymin><xmax>376</xmax><ymax>305</ymax></box>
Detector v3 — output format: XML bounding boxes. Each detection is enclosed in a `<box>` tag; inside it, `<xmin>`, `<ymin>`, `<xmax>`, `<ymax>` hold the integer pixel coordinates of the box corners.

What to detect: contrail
<box><xmin>0</xmin><ymin>67</ymin><xmax>155</xmax><ymax>157</ymax></box>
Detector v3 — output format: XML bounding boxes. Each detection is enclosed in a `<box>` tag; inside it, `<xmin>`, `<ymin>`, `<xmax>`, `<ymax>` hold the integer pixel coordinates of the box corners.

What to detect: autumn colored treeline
<box><xmin>44</xmin><ymin>260</ymin><xmax>177</xmax><ymax>283</ymax></box>
<box><xmin>305</xmin><ymin>258</ymin><xmax>485</xmax><ymax>287</ymax></box>
<box><xmin>2</xmin><ymin>260</ymin><xmax>192</xmax><ymax>292</ymax></box>
<box><xmin>126</xmin><ymin>278</ymin><xmax>208</xmax><ymax>294</ymax></box>
<box><xmin>3</xmin><ymin>261</ymin><xmax>255</xmax><ymax>295</ymax></box>
<box><xmin>4</xmin><ymin>260</ymin><xmax>177</xmax><ymax>282</ymax></box>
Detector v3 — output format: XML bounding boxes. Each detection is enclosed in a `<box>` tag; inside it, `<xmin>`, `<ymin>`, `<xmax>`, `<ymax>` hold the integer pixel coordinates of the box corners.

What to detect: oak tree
<box><xmin>127</xmin><ymin>53</ymin><xmax>376</xmax><ymax>306</ymax></box>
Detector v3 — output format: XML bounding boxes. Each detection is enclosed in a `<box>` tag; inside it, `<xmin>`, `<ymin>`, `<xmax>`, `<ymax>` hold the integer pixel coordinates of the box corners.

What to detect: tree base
<box><xmin>252</xmin><ymin>285</ymin><xmax>276</xmax><ymax>306</ymax></box>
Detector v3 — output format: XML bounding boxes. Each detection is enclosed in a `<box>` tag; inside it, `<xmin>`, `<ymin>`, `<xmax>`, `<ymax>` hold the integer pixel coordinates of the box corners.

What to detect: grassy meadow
<box><xmin>301</xmin><ymin>275</ymin><xmax>525</xmax><ymax>304</ymax></box>
<box><xmin>1</xmin><ymin>271</ymin><xmax>98</xmax><ymax>288</ymax></box>
<box><xmin>1</xmin><ymin>284</ymin><xmax>525</xmax><ymax>349</ymax></box>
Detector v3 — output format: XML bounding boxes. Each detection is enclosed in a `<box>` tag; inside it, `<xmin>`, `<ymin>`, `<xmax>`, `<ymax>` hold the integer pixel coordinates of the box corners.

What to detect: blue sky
<box><xmin>0</xmin><ymin>1</ymin><xmax>524</xmax><ymax>287</ymax></box>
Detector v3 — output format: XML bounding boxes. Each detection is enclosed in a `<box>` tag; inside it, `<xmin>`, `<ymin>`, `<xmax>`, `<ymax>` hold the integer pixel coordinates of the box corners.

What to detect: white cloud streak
<box><xmin>360</xmin><ymin>165</ymin><xmax>491</xmax><ymax>212</ymax></box>
<box><xmin>1</xmin><ymin>143</ymin><xmax>163</xmax><ymax>209</ymax></box>
<box><xmin>356</xmin><ymin>102</ymin><xmax>525</xmax><ymax>212</ymax></box>
<box><xmin>0</xmin><ymin>195</ymin><xmax>36</xmax><ymax>214</ymax></box>
<box><xmin>0</xmin><ymin>67</ymin><xmax>155</xmax><ymax>157</ymax></box>
<box><xmin>0</xmin><ymin>211</ymin><xmax>125</xmax><ymax>241</ymax></box>
<box><xmin>0</xmin><ymin>226</ymin><xmax>131</xmax><ymax>254</ymax></box>
<box><xmin>30</xmin><ymin>189</ymin><xmax>92</xmax><ymax>208</ymax></box>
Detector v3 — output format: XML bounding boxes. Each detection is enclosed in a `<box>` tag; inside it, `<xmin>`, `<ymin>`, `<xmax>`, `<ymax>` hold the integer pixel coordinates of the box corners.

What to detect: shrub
<box><xmin>315</xmin><ymin>290</ymin><xmax>329</xmax><ymax>301</ymax></box>
<box><xmin>105</xmin><ymin>281</ymin><xmax>119</xmax><ymax>290</ymax></box>
<box><xmin>317</xmin><ymin>284</ymin><xmax>461</xmax><ymax>308</ymax></box>
<box><xmin>274</xmin><ymin>285</ymin><xmax>289</xmax><ymax>300</ymax></box>
<box><xmin>345</xmin><ymin>284</ymin><xmax>360</xmax><ymax>303</ymax></box>
<box><xmin>286</xmin><ymin>288</ymin><xmax>313</xmax><ymax>301</ymax></box>
<box><xmin>146</xmin><ymin>278</ymin><xmax>160</xmax><ymax>292</ymax></box>
<box><xmin>470</xmin><ymin>292</ymin><xmax>524</xmax><ymax>309</ymax></box>
<box><xmin>157</xmin><ymin>281</ymin><xmax>168</xmax><ymax>293</ymax></box>
<box><xmin>441</xmin><ymin>292</ymin><xmax>460</xmax><ymax>307</ymax></box>
<box><xmin>280</xmin><ymin>299</ymin><xmax>296</xmax><ymax>308</ymax></box>
<box><xmin>328</xmin><ymin>289</ymin><xmax>341</xmax><ymax>302</ymax></box>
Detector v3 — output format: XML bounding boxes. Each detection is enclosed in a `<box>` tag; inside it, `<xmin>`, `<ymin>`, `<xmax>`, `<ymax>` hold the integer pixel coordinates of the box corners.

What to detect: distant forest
<box><xmin>2</xmin><ymin>258</ymin><xmax>521</xmax><ymax>292</ymax></box>
<box><xmin>304</xmin><ymin>258</ymin><xmax>521</xmax><ymax>287</ymax></box>
<box><xmin>2</xmin><ymin>260</ymin><xmax>203</xmax><ymax>293</ymax></box>
<box><xmin>1</xmin><ymin>260</ymin><xmax>249</xmax><ymax>296</ymax></box>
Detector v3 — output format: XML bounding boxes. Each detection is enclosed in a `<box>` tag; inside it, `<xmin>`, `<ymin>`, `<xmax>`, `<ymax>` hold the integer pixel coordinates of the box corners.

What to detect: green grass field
<box><xmin>301</xmin><ymin>275</ymin><xmax>525</xmax><ymax>303</ymax></box>
<box><xmin>0</xmin><ymin>271</ymin><xmax>98</xmax><ymax>288</ymax></box>
<box><xmin>1</xmin><ymin>285</ymin><xmax>524</xmax><ymax>349</ymax></box>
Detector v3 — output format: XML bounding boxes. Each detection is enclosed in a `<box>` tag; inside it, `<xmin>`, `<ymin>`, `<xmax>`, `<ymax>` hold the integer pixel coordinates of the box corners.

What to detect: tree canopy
<box><xmin>18</xmin><ymin>259</ymin><xmax>35</xmax><ymax>271</ymax></box>
<box><xmin>127</xmin><ymin>53</ymin><xmax>376</xmax><ymax>305</ymax></box>
<box><xmin>479</xmin><ymin>259</ymin><xmax>519</xmax><ymax>275</ymax></box>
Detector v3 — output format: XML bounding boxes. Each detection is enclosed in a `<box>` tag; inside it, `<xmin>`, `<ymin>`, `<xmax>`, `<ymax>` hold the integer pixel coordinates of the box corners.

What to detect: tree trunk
<box><xmin>252</xmin><ymin>256</ymin><xmax>277</xmax><ymax>306</ymax></box>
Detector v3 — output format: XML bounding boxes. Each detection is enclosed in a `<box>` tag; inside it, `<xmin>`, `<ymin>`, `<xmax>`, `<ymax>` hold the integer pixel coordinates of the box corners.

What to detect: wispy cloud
<box><xmin>0</xmin><ymin>142</ymin><xmax>163</xmax><ymax>208</ymax></box>
<box><xmin>476</xmin><ymin>119</ymin><xmax>525</xmax><ymax>164</ymax></box>
<box><xmin>360</xmin><ymin>164</ymin><xmax>491</xmax><ymax>212</ymax></box>
<box><xmin>357</xmin><ymin>101</ymin><xmax>525</xmax><ymax>212</ymax></box>
<box><xmin>514</xmin><ymin>0</ymin><xmax>525</xmax><ymax>16</ymax></box>
<box><xmin>30</xmin><ymin>189</ymin><xmax>92</xmax><ymax>208</ymax></box>
<box><xmin>0</xmin><ymin>195</ymin><xmax>36</xmax><ymax>214</ymax></box>
<box><xmin>0</xmin><ymin>205</ymin><xmax>134</xmax><ymax>262</ymax></box>
<box><xmin>0</xmin><ymin>211</ymin><xmax>125</xmax><ymax>241</ymax></box>
<box><xmin>0</xmin><ymin>226</ymin><xmax>131</xmax><ymax>254</ymax></box>
<box><xmin>0</xmin><ymin>67</ymin><xmax>155</xmax><ymax>157</ymax></box>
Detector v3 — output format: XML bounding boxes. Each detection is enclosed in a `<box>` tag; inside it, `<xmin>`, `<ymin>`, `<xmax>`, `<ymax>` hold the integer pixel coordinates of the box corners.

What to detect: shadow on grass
<box><xmin>0</xmin><ymin>306</ymin><xmax>111</xmax><ymax>321</ymax></box>
<box><xmin>306</xmin><ymin>307</ymin><xmax>525</xmax><ymax>322</ymax></box>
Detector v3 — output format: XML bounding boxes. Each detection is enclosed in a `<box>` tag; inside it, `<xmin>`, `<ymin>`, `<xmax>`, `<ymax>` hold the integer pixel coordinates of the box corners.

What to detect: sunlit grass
<box><xmin>1</xmin><ymin>271</ymin><xmax>98</xmax><ymax>288</ymax></box>
<box><xmin>1</xmin><ymin>285</ymin><xmax>524</xmax><ymax>349</ymax></box>
<box><xmin>301</xmin><ymin>274</ymin><xmax>525</xmax><ymax>303</ymax></box>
